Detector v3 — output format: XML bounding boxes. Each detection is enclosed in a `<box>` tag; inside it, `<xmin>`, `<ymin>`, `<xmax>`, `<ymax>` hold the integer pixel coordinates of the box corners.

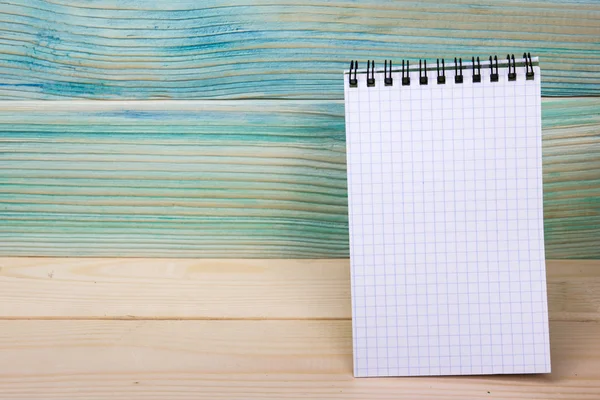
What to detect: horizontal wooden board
<box><xmin>0</xmin><ymin>100</ymin><xmax>348</xmax><ymax>258</ymax></box>
<box><xmin>0</xmin><ymin>319</ymin><xmax>598</xmax><ymax>399</ymax></box>
<box><xmin>1</xmin><ymin>99</ymin><xmax>598</xmax><ymax>258</ymax></box>
<box><xmin>0</xmin><ymin>0</ymin><xmax>599</xmax><ymax>99</ymax></box>
<box><xmin>0</xmin><ymin>258</ymin><xmax>597</xmax><ymax>320</ymax></box>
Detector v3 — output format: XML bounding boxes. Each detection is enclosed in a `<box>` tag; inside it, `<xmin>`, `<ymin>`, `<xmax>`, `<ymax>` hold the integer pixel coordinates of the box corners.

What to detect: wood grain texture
<box><xmin>0</xmin><ymin>258</ymin><xmax>598</xmax><ymax>320</ymax></box>
<box><xmin>0</xmin><ymin>319</ymin><xmax>598</xmax><ymax>399</ymax></box>
<box><xmin>0</xmin><ymin>0</ymin><xmax>599</xmax><ymax>99</ymax></box>
<box><xmin>0</xmin><ymin>100</ymin><xmax>348</xmax><ymax>258</ymax></box>
<box><xmin>1</xmin><ymin>99</ymin><xmax>598</xmax><ymax>258</ymax></box>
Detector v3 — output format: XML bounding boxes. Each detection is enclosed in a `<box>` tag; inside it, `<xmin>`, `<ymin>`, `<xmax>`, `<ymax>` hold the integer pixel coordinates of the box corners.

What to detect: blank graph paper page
<box><xmin>344</xmin><ymin>57</ymin><xmax>550</xmax><ymax>377</ymax></box>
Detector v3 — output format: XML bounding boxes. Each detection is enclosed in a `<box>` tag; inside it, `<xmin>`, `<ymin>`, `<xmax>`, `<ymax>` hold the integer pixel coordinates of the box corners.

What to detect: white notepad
<box><xmin>344</xmin><ymin>57</ymin><xmax>550</xmax><ymax>377</ymax></box>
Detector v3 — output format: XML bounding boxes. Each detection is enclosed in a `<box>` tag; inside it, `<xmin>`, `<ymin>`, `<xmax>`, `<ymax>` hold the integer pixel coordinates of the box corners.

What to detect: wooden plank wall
<box><xmin>0</xmin><ymin>0</ymin><xmax>599</xmax><ymax>99</ymax></box>
<box><xmin>0</xmin><ymin>0</ymin><xmax>599</xmax><ymax>258</ymax></box>
<box><xmin>1</xmin><ymin>99</ymin><xmax>598</xmax><ymax>258</ymax></box>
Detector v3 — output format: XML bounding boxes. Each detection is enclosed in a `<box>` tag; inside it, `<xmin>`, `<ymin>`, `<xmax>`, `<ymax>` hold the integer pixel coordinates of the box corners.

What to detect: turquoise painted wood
<box><xmin>0</xmin><ymin>0</ymin><xmax>598</xmax><ymax>259</ymax></box>
<box><xmin>1</xmin><ymin>99</ymin><xmax>598</xmax><ymax>258</ymax></box>
<box><xmin>0</xmin><ymin>0</ymin><xmax>599</xmax><ymax>99</ymax></box>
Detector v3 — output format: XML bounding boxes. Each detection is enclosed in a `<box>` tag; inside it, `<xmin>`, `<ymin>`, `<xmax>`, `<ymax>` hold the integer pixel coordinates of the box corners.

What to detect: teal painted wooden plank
<box><xmin>0</xmin><ymin>0</ymin><xmax>598</xmax><ymax>99</ymax></box>
<box><xmin>0</xmin><ymin>99</ymin><xmax>598</xmax><ymax>258</ymax></box>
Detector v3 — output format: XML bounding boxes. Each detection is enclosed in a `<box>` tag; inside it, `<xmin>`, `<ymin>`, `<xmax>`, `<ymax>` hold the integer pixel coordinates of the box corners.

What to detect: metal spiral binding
<box><xmin>402</xmin><ymin>60</ymin><xmax>410</xmax><ymax>86</ymax></box>
<box><xmin>524</xmin><ymin>52</ymin><xmax>535</xmax><ymax>80</ymax></box>
<box><xmin>366</xmin><ymin>60</ymin><xmax>375</xmax><ymax>87</ymax></box>
<box><xmin>472</xmin><ymin>56</ymin><xmax>481</xmax><ymax>83</ymax></box>
<box><xmin>454</xmin><ymin>58</ymin><xmax>463</xmax><ymax>84</ymax></box>
<box><xmin>489</xmin><ymin>55</ymin><xmax>499</xmax><ymax>82</ymax></box>
<box><xmin>437</xmin><ymin>59</ymin><xmax>445</xmax><ymax>84</ymax></box>
<box><xmin>419</xmin><ymin>60</ymin><xmax>428</xmax><ymax>85</ymax></box>
<box><xmin>384</xmin><ymin>60</ymin><xmax>393</xmax><ymax>86</ymax></box>
<box><xmin>348</xmin><ymin>60</ymin><xmax>358</xmax><ymax>87</ymax></box>
<box><xmin>347</xmin><ymin>54</ymin><xmax>535</xmax><ymax>87</ymax></box>
<box><xmin>507</xmin><ymin>54</ymin><xmax>517</xmax><ymax>81</ymax></box>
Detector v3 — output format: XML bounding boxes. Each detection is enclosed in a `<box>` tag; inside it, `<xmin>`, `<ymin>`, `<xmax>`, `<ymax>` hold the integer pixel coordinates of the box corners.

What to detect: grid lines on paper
<box><xmin>344</xmin><ymin>60</ymin><xmax>550</xmax><ymax>378</ymax></box>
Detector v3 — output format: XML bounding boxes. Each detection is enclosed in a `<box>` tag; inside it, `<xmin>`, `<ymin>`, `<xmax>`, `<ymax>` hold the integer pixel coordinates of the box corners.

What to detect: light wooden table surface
<box><xmin>0</xmin><ymin>258</ymin><xmax>598</xmax><ymax>399</ymax></box>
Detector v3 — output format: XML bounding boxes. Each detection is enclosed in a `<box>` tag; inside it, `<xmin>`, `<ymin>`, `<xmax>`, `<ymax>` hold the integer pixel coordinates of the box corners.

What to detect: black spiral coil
<box><xmin>347</xmin><ymin>54</ymin><xmax>535</xmax><ymax>87</ymax></box>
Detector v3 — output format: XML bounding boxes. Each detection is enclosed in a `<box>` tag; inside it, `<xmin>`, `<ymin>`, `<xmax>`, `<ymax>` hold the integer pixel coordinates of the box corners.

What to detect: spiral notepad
<box><xmin>344</xmin><ymin>55</ymin><xmax>550</xmax><ymax>377</ymax></box>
